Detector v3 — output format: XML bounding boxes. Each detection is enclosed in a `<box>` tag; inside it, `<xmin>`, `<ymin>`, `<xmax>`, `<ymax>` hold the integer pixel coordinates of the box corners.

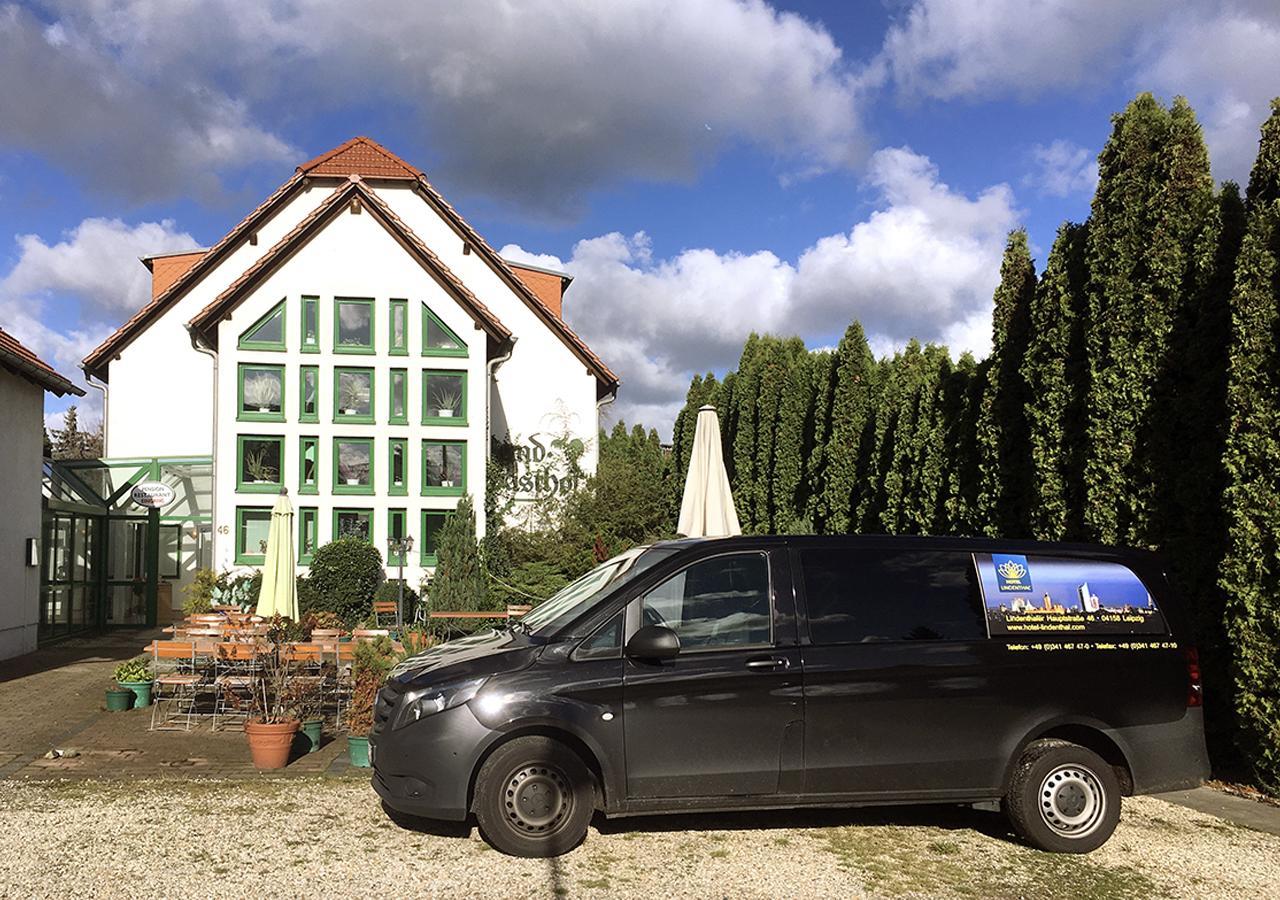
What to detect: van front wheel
<box><xmin>473</xmin><ymin>736</ymin><xmax>595</xmax><ymax>857</ymax></box>
<box><xmin>1005</xmin><ymin>739</ymin><xmax>1121</xmax><ymax>853</ymax></box>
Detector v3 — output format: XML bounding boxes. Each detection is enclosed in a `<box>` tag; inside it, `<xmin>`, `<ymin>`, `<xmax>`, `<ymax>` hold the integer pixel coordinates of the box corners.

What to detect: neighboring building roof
<box><xmin>82</xmin><ymin>173</ymin><xmax>307</xmax><ymax>380</ymax></box>
<box><xmin>84</xmin><ymin>136</ymin><xmax>618</xmax><ymax>392</ymax></box>
<box><xmin>188</xmin><ymin>177</ymin><xmax>512</xmax><ymax>348</ymax></box>
<box><xmin>0</xmin><ymin>327</ymin><xmax>85</xmax><ymax>397</ymax></box>
<box><xmin>142</xmin><ymin>249</ymin><xmax>208</xmax><ymax>300</ymax></box>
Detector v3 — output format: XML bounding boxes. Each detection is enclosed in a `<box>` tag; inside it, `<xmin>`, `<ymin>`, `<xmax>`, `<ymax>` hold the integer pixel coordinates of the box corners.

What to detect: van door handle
<box><xmin>746</xmin><ymin>656</ymin><xmax>790</xmax><ymax>670</ymax></box>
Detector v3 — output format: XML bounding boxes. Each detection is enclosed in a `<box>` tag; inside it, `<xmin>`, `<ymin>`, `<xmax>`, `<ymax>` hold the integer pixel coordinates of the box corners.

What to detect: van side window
<box><xmin>800</xmin><ymin>549</ymin><xmax>985</xmax><ymax>643</ymax></box>
<box><xmin>640</xmin><ymin>552</ymin><xmax>771</xmax><ymax>650</ymax></box>
<box><xmin>574</xmin><ymin>610</ymin><xmax>624</xmax><ymax>660</ymax></box>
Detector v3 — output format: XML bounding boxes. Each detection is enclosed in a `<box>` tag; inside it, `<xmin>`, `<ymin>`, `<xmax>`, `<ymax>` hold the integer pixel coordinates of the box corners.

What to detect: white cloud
<box><xmin>1027</xmin><ymin>140</ymin><xmax>1099</xmax><ymax>197</ymax></box>
<box><xmin>22</xmin><ymin>0</ymin><xmax>870</xmax><ymax>213</ymax></box>
<box><xmin>0</xmin><ymin>216</ymin><xmax>196</xmax><ymax>414</ymax></box>
<box><xmin>505</xmin><ymin>147</ymin><xmax>1016</xmax><ymax>433</ymax></box>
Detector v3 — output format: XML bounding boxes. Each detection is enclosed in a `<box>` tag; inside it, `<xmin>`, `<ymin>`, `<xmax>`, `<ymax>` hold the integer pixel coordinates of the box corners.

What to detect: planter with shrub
<box><xmin>346</xmin><ymin>636</ymin><xmax>396</xmax><ymax>767</ymax></box>
<box><xmin>105</xmin><ymin>687</ymin><xmax>134</xmax><ymax>711</ymax></box>
<box><xmin>243</xmin><ymin>617</ymin><xmax>317</xmax><ymax>769</ymax></box>
<box><xmin>113</xmin><ymin>657</ymin><xmax>154</xmax><ymax>707</ymax></box>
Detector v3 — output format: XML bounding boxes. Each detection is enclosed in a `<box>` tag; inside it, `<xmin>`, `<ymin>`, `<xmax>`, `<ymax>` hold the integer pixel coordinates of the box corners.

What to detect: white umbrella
<box><xmin>677</xmin><ymin>405</ymin><xmax>742</xmax><ymax>538</ymax></box>
<box><xmin>256</xmin><ymin>489</ymin><xmax>299</xmax><ymax>620</ymax></box>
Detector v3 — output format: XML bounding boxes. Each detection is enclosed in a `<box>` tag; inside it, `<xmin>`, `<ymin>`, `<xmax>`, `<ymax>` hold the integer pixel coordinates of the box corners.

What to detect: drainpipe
<box><xmin>595</xmin><ymin>388</ymin><xmax>618</xmax><ymax>471</ymax></box>
<box><xmin>484</xmin><ymin>338</ymin><xmax>517</xmax><ymax>537</ymax></box>
<box><xmin>187</xmin><ymin>325</ymin><xmax>219</xmax><ymax>569</ymax></box>
<box><xmin>80</xmin><ymin>366</ymin><xmax>108</xmax><ymax>457</ymax></box>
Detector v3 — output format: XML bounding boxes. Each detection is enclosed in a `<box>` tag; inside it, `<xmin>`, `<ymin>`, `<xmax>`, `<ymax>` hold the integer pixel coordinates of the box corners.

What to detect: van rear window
<box><xmin>975</xmin><ymin>553</ymin><xmax>1167</xmax><ymax>636</ymax></box>
<box><xmin>799</xmin><ymin>549</ymin><xmax>986</xmax><ymax>644</ymax></box>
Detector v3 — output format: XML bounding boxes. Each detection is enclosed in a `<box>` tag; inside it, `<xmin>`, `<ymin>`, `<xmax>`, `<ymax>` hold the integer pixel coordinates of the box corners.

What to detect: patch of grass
<box><xmin>578</xmin><ymin>878</ymin><xmax>611</xmax><ymax>889</ymax></box>
<box><xmin>773</xmin><ymin>837</ymin><xmax>791</xmax><ymax>846</ymax></box>
<box><xmin>820</xmin><ymin>824</ymin><xmax>1168</xmax><ymax>899</ymax></box>
<box><xmin>709</xmin><ymin>849</ymin><xmax>729</xmax><ymax>859</ymax></box>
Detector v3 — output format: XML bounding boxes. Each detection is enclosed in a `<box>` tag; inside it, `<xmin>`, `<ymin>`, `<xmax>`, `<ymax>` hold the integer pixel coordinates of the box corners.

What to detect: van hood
<box><xmin>389</xmin><ymin>628</ymin><xmax>538</xmax><ymax>688</ymax></box>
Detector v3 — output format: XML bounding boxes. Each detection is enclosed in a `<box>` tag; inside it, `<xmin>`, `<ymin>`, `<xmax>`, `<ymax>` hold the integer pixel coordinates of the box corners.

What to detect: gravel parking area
<box><xmin>1</xmin><ymin>778</ymin><xmax>1277</xmax><ymax>899</ymax></box>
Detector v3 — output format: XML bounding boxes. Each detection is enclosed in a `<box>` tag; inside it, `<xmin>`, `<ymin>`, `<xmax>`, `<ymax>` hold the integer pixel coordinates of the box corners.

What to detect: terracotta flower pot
<box><xmin>244</xmin><ymin>719</ymin><xmax>300</xmax><ymax>769</ymax></box>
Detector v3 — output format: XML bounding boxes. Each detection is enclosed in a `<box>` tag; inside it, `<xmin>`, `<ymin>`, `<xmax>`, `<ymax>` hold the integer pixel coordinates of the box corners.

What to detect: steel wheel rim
<box><xmin>1038</xmin><ymin>764</ymin><xmax>1105</xmax><ymax>838</ymax></box>
<box><xmin>504</xmin><ymin>764</ymin><xmax>572</xmax><ymax>836</ymax></box>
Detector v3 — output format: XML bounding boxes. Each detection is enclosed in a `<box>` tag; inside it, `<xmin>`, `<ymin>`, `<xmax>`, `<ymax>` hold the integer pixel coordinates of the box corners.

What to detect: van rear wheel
<box><xmin>473</xmin><ymin>736</ymin><xmax>594</xmax><ymax>858</ymax></box>
<box><xmin>1006</xmin><ymin>739</ymin><xmax>1120</xmax><ymax>853</ymax></box>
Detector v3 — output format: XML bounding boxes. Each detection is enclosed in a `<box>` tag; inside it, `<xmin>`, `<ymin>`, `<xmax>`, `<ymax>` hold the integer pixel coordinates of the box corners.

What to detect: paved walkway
<box><xmin>0</xmin><ymin>630</ymin><xmax>357</xmax><ymax>781</ymax></box>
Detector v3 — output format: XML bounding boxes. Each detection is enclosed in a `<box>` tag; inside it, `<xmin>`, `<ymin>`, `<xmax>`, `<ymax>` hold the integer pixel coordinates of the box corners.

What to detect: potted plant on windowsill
<box><xmin>243</xmin><ymin>616</ymin><xmax>310</xmax><ymax>770</ymax></box>
<box><xmin>432</xmin><ymin>386</ymin><xmax>462</xmax><ymax>419</ymax></box>
<box><xmin>244</xmin><ymin>373</ymin><xmax>281</xmax><ymax>414</ymax></box>
<box><xmin>113</xmin><ymin>657</ymin><xmax>154</xmax><ymax>708</ymax></box>
<box><xmin>346</xmin><ymin>636</ymin><xmax>396</xmax><ymax>767</ymax></box>
<box><xmin>340</xmin><ymin>381</ymin><xmax>368</xmax><ymax>416</ymax></box>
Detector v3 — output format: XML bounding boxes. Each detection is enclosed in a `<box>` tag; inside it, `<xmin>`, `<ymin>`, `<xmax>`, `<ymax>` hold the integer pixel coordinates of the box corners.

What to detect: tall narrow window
<box><xmin>423</xmin><ymin>370</ymin><xmax>467</xmax><ymax>425</ymax></box>
<box><xmin>335</xmin><ymin>297</ymin><xmax>375</xmax><ymax>353</ymax></box>
<box><xmin>421</xmin><ymin>510</ymin><xmax>453</xmax><ymax>566</ymax></box>
<box><xmin>299</xmin><ymin>436</ymin><xmax>319</xmax><ymax>495</ymax></box>
<box><xmin>238</xmin><ymin>299</ymin><xmax>287</xmax><ymax>351</ymax></box>
<box><xmin>389</xmin><ymin>437</ymin><xmax>408</xmax><ymax>495</ymax></box>
<box><xmin>238</xmin><ymin>364</ymin><xmax>285</xmax><ymax>421</ymax></box>
<box><xmin>237</xmin><ymin>435</ymin><xmax>284</xmax><ymax>493</ymax></box>
<box><xmin>236</xmin><ymin>507</ymin><xmax>272</xmax><ymax>564</ymax></box>
<box><xmin>299</xmin><ymin>507</ymin><xmax>318</xmax><ymax>564</ymax></box>
<box><xmin>334</xmin><ymin>437</ymin><xmax>374</xmax><ymax>494</ymax></box>
<box><xmin>334</xmin><ymin>508</ymin><xmax>372</xmax><ymax>543</ymax></box>
<box><xmin>390</xmin><ymin>298</ymin><xmax>409</xmax><ymax>356</ymax></box>
<box><xmin>389</xmin><ymin>368</ymin><xmax>408</xmax><ymax>425</ymax></box>
<box><xmin>423</xmin><ymin>304</ymin><xmax>466</xmax><ymax>356</ymax></box>
<box><xmin>301</xmin><ymin>296</ymin><xmax>319</xmax><ymax>352</ymax></box>
<box><xmin>300</xmin><ymin>365</ymin><xmax>319</xmax><ymax>423</ymax></box>
<box><xmin>334</xmin><ymin>367</ymin><xmax>375</xmax><ymax>423</ymax></box>
<box><xmin>387</xmin><ymin>509</ymin><xmax>407</xmax><ymax>565</ymax></box>
<box><xmin>422</xmin><ymin>440</ymin><xmax>466</xmax><ymax>496</ymax></box>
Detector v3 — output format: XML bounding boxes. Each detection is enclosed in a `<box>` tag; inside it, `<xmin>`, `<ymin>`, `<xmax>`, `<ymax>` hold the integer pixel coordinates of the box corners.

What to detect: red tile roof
<box><xmin>297</xmin><ymin>136</ymin><xmax>422</xmax><ymax>180</ymax></box>
<box><xmin>0</xmin><ymin>327</ymin><xmax>85</xmax><ymax>396</ymax></box>
<box><xmin>188</xmin><ymin>177</ymin><xmax>512</xmax><ymax>347</ymax></box>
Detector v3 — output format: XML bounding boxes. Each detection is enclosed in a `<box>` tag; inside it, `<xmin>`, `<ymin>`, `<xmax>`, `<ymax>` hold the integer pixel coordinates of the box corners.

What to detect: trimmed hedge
<box><xmin>302</xmin><ymin>537</ymin><xmax>385</xmax><ymax>625</ymax></box>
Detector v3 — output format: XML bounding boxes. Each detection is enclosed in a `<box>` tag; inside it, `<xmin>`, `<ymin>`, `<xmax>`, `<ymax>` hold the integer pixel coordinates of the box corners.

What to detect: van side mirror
<box><xmin>626</xmin><ymin>625</ymin><xmax>680</xmax><ymax>661</ymax></box>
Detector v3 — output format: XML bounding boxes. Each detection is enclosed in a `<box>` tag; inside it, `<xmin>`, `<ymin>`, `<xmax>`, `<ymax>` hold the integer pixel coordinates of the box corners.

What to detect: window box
<box><xmin>422</xmin><ymin>304</ymin><xmax>466</xmax><ymax>357</ymax></box>
<box><xmin>334</xmin><ymin>508</ymin><xmax>372</xmax><ymax>543</ymax></box>
<box><xmin>238</xmin><ymin>364</ymin><xmax>285</xmax><ymax>421</ymax></box>
<box><xmin>334</xmin><ymin>367</ymin><xmax>375</xmax><ymax>423</ymax></box>
<box><xmin>236</xmin><ymin>507</ymin><xmax>272</xmax><ymax>564</ymax></box>
<box><xmin>237</xmin><ymin>435</ymin><xmax>284</xmax><ymax>493</ymax></box>
<box><xmin>335</xmin><ymin>297</ymin><xmax>375</xmax><ymax>353</ymax></box>
<box><xmin>334</xmin><ymin>437</ymin><xmax>374</xmax><ymax>494</ymax></box>
<box><xmin>422</xmin><ymin>440</ymin><xmax>466</xmax><ymax>495</ymax></box>
<box><xmin>423</xmin><ymin>370</ymin><xmax>467</xmax><ymax>425</ymax></box>
<box><xmin>238</xmin><ymin>298</ymin><xmax>287</xmax><ymax>351</ymax></box>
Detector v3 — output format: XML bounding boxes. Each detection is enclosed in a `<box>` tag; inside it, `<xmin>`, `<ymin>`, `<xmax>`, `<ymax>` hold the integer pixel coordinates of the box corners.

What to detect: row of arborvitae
<box><xmin>668</xmin><ymin>93</ymin><xmax>1280</xmax><ymax>793</ymax></box>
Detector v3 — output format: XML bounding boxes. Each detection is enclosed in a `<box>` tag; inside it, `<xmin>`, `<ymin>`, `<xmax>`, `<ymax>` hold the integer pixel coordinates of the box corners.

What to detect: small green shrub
<box><xmin>304</xmin><ymin>537</ymin><xmax>385</xmax><ymax>624</ymax></box>
<box><xmin>182</xmin><ymin>568</ymin><xmax>223</xmax><ymax>615</ymax></box>
<box><xmin>113</xmin><ymin>657</ymin><xmax>153</xmax><ymax>684</ymax></box>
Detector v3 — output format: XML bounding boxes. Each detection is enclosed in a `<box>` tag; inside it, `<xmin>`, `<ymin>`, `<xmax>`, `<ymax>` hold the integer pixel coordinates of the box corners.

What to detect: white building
<box><xmin>82</xmin><ymin>137</ymin><xmax>617</xmax><ymax>616</ymax></box>
<box><xmin>0</xmin><ymin>328</ymin><xmax>84</xmax><ymax>659</ymax></box>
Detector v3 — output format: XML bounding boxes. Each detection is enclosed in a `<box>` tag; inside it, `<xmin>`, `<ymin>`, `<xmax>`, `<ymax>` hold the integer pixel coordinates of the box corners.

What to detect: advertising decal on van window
<box><xmin>974</xmin><ymin>553</ymin><xmax>1168</xmax><ymax>636</ymax></box>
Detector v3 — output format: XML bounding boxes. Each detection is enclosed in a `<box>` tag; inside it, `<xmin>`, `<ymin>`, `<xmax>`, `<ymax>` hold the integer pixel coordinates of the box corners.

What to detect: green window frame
<box><xmin>333</xmin><ymin>437</ymin><xmax>375</xmax><ymax>495</ymax></box>
<box><xmin>389</xmin><ymin>437</ymin><xmax>408</xmax><ymax>495</ymax></box>
<box><xmin>422</xmin><ymin>303</ymin><xmax>467</xmax><ymax>357</ymax></box>
<box><xmin>299</xmin><ymin>507</ymin><xmax>318</xmax><ymax>564</ymax></box>
<box><xmin>299</xmin><ymin>436</ymin><xmax>319</xmax><ymax>495</ymax></box>
<box><xmin>236</xmin><ymin>434</ymin><xmax>285</xmax><ymax>493</ymax></box>
<box><xmin>422</xmin><ymin>370</ymin><xmax>467</xmax><ymax>426</ymax></box>
<box><xmin>238</xmin><ymin>298</ymin><xmax>287</xmax><ymax>351</ymax></box>
<box><xmin>237</xmin><ymin>363</ymin><xmax>286</xmax><ymax>422</ymax></box>
<box><xmin>422</xmin><ymin>440</ymin><xmax>466</xmax><ymax>496</ymax></box>
<box><xmin>334</xmin><ymin>296</ymin><xmax>375</xmax><ymax>354</ymax></box>
<box><xmin>420</xmin><ymin>510</ymin><xmax>453</xmax><ymax>566</ymax></box>
<box><xmin>389</xmin><ymin>368</ymin><xmax>408</xmax><ymax>425</ymax></box>
<box><xmin>235</xmin><ymin>507</ymin><xmax>273</xmax><ymax>565</ymax></box>
<box><xmin>333</xmin><ymin>367</ymin><xmax>375</xmax><ymax>424</ymax></box>
<box><xmin>301</xmin><ymin>295</ymin><xmax>320</xmax><ymax>353</ymax></box>
<box><xmin>333</xmin><ymin>508</ymin><xmax>372</xmax><ymax>543</ymax></box>
<box><xmin>389</xmin><ymin>298</ymin><xmax>409</xmax><ymax>356</ymax></box>
<box><xmin>387</xmin><ymin>509</ymin><xmax>408</xmax><ymax>565</ymax></box>
<box><xmin>300</xmin><ymin>365</ymin><xmax>319</xmax><ymax>423</ymax></box>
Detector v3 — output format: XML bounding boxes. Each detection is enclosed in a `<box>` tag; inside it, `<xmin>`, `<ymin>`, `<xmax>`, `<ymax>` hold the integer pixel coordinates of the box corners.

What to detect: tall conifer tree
<box><xmin>818</xmin><ymin>322</ymin><xmax>877</xmax><ymax>533</ymax></box>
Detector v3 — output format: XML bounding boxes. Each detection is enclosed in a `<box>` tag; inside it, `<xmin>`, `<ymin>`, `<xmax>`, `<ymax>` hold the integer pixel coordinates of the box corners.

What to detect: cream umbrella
<box><xmin>677</xmin><ymin>405</ymin><xmax>742</xmax><ymax>537</ymax></box>
<box><xmin>256</xmin><ymin>488</ymin><xmax>299</xmax><ymax>620</ymax></box>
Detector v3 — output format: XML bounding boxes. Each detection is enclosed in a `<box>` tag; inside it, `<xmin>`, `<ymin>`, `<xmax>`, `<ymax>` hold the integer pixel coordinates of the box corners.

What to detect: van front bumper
<box><xmin>369</xmin><ymin>701</ymin><xmax>497</xmax><ymax>822</ymax></box>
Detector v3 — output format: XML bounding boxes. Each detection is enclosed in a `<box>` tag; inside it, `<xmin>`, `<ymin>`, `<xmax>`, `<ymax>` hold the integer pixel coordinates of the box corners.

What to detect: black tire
<box><xmin>473</xmin><ymin>736</ymin><xmax>595</xmax><ymax>858</ymax></box>
<box><xmin>1005</xmin><ymin>739</ymin><xmax>1121</xmax><ymax>853</ymax></box>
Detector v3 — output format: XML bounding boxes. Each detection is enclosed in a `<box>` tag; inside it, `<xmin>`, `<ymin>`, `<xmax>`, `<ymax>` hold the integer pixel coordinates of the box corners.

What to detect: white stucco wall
<box><xmin>0</xmin><ymin>372</ymin><xmax>44</xmax><ymax>660</ymax></box>
<box><xmin>212</xmin><ymin>202</ymin><xmax>488</xmax><ymax>582</ymax></box>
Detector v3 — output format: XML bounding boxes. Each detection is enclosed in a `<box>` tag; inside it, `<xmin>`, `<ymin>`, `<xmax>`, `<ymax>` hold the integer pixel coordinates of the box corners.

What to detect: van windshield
<box><xmin>521</xmin><ymin>546</ymin><xmax>677</xmax><ymax>636</ymax></box>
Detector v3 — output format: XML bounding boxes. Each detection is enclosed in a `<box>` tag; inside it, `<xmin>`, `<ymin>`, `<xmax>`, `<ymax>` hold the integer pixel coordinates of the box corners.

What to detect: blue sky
<box><xmin>3</xmin><ymin>1</ymin><xmax>1278</xmax><ymax>437</ymax></box>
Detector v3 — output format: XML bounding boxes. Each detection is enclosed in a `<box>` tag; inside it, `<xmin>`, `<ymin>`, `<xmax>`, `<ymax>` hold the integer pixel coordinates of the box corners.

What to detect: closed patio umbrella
<box><xmin>256</xmin><ymin>488</ymin><xmax>299</xmax><ymax>620</ymax></box>
<box><xmin>677</xmin><ymin>405</ymin><xmax>742</xmax><ymax>538</ymax></box>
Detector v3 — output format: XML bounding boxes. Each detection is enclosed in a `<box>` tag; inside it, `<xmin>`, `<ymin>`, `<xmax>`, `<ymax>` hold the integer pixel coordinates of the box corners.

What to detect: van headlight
<box><xmin>391</xmin><ymin>677</ymin><xmax>488</xmax><ymax>730</ymax></box>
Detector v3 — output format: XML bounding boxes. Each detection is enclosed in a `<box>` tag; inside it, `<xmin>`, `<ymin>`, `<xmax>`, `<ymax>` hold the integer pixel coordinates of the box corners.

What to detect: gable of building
<box><xmin>0</xmin><ymin>328</ymin><xmax>84</xmax><ymax>397</ymax></box>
